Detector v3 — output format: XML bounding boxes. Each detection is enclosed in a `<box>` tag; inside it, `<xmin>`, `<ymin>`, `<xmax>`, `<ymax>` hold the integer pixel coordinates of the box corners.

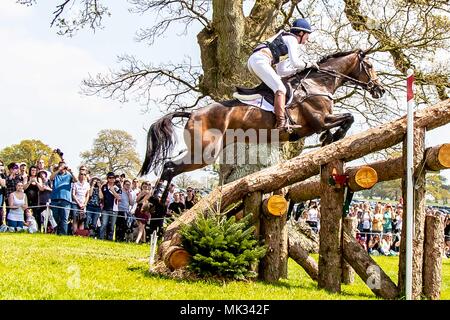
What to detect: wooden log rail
<box><xmin>160</xmin><ymin>99</ymin><xmax>450</xmax><ymax>268</ymax></box>
<box><xmin>287</xmin><ymin>143</ymin><xmax>450</xmax><ymax>202</ymax></box>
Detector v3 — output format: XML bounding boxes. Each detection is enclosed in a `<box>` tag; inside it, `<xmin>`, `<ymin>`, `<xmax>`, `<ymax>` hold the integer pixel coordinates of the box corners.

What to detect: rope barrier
<box><xmin>3</xmin><ymin>204</ymin><xmax>167</xmax><ymax>222</ymax></box>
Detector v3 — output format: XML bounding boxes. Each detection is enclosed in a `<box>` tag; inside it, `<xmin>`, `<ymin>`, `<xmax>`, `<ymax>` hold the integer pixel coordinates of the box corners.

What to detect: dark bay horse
<box><xmin>140</xmin><ymin>49</ymin><xmax>385</xmax><ymax>202</ymax></box>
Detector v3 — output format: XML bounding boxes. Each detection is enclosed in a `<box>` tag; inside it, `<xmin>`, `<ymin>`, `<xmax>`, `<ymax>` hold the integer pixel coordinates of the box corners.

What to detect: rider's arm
<box><xmin>285</xmin><ymin>36</ymin><xmax>309</xmax><ymax>69</ymax></box>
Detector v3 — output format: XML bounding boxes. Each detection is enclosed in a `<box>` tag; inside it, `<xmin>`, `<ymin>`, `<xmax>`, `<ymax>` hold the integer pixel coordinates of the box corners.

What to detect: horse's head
<box><xmin>351</xmin><ymin>49</ymin><xmax>385</xmax><ymax>99</ymax></box>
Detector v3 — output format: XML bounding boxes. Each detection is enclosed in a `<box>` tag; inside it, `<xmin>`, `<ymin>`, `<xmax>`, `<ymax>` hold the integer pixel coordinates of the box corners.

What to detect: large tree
<box><xmin>18</xmin><ymin>0</ymin><xmax>450</xmax><ymax>180</ymax></box>
<box><xmin>80</xmin><ymin>129</ymin><xmax>141</xmax><ymax>177</ymax></box>
<box><xmin>0</xmin><ymin>139</ymin><xmax>58</xmax><ymax>168</ymax></box>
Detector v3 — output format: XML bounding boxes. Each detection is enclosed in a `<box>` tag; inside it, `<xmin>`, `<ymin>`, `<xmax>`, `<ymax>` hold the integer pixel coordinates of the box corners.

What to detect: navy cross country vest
<box><xmin>256</xmin><ymin>31</ymin><xmax>297</xmax><ymax>65</ymax></box>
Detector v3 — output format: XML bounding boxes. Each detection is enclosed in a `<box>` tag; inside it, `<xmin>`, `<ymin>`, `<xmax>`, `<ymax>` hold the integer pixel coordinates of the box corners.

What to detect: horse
<box><xmin>140</xmin><ymin>48</ymin><xmax>385</xmax><ymax>203</ymax></box>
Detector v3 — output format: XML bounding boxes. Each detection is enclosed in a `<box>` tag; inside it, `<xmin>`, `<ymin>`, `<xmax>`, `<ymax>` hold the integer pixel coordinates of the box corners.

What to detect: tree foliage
<box><xmin>0</xmin><ymin>139</ymin><xmax>58</xmax><ymax>168</ymax></box>
<box><xmin>80</xmin><ymin>129</ymin><xmax>141</xmax><ymax>177</ymax></box>
<box><xmin>427</xmin><ymin>173</ymin><xmax>450</xmax><ymax>204</ymax></box>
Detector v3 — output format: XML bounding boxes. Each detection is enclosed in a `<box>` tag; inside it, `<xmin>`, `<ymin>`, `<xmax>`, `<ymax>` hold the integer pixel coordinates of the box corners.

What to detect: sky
<box><xmin>0</xmin><ymin>1</ymin><xmax>448</xmax><ymax>183</ymax></box>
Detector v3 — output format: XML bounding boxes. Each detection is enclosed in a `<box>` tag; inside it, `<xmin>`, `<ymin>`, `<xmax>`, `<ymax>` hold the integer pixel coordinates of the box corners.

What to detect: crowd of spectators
<box><xmin>0</xmin><ymin>158</ymin><xmax>202</xmax><ymax>243</ymax></box>
<box><xmin>289</xmin><ymin>199</ymin><xmax>450</xmax><ymax>258</ymax></box>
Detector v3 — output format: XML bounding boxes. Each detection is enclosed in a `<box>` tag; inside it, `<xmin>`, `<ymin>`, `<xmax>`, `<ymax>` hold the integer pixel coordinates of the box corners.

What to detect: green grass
<box><xmin>1</xmin><ymin>233</ymin><xmax>449</xmax><ymax>300</ymax></box>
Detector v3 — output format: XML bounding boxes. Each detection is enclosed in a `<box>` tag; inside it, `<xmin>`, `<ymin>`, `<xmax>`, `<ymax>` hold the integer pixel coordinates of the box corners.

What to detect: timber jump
<box><xmin>157</xmin><ymin>99</ymin><xmax>450</xmax><ymax>300</ymax></box>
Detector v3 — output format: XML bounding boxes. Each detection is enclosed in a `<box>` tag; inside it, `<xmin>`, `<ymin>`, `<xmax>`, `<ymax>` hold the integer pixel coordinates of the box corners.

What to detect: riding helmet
<box><xmin>290</xmin><ymin>18</ymin><xmax>312</xmax><ymax>34</ymax></box>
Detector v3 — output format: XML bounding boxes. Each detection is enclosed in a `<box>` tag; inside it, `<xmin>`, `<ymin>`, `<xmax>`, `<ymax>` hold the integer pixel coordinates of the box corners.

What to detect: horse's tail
<box><xmin>139</xmin><ymin>111</ymin><xmax>191</xmax><ymax>176</ymax></box>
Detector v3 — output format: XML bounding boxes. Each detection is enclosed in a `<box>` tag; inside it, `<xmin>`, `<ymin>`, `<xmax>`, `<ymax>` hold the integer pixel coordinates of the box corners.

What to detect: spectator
<box><xmin>168</xmin><ymin>192</ymin><xmax>185</xmax><ymax>216</ymax></box>
<box><xmin>50</xmin><ymin>161</ymin><xmax>78</xmax><ymax>235</ymax></box>
<box><xmin>184</xmin><ymin>187</ymin><xmax>197</xmax><ymax>210</ymax></box>
<box><xmin>116</xmin><ymin>179</ymin><xmax>134</xmax><ymax>242</ymax></box>
<box><xmin>393</xmin><ymin>206</ymin><xmax>403</xmax><ymax>233</ymax></box>
<box><xmin>0</xmin><ymin>160</ymin><xmax>6</xmax><ymax>225</ymax></box>
<box><xmin>372</xmin><ymin>202</ymin><xmax>383</xmax><ymax>236</ymax></box>
<box><xmin>100</xmin><ymin>172</ymin><xmax>121</xmax><ymax>240</ymax></box>
<box><xmin>36</xmin><ymin>159</ymin><xmax>51</xmax><ymax>179</ymax></box>
<box><xmin>19</xmin><ymin>163</ymin><xmax>28</xmax><ymax>181</ymax></box>
<box><xmin>305</xmin><ymin>202</ymin><xmax>320</xmax><ymax>233</ymax></box>
<box><xmin>135</xmin><ymin>181</ymin><xmax>152</xmax><ymax>244</ymax></box>
<box><xmin>7</xmin><ymin>182</ymin><xmax>28</xmax><ymax>230</ymax></box>
<box><xmin>383</xmin><ymin>204</ymin><xmax>394</xmax><ymax>234</ymax></box>
<box><xmin>165</xmin><ymin>183</ymin><xmax>176</xmax><ymax>207</ymax></box>
<box><xmin>78</xmin><ymin>165</ymin><xmax>90</xmax><ymax>181</ymax></box>
<box><xmin>37</xmin><ymin>170</ymin><xmax>53</xmax><ymax>232</ymax></box>
<box><xmin>119</xmin><ymin>173</ymin><xmax>126</xmax><ymax>186</ymax></box>
<box><xmin>24</xmin><ymin>165</ymin><xmax>40</xmax><ymax>230</ymax></box>
<box><xmin>6</xmin><ymin>163</ymin><xmax>24</xmax><ymax>219</ymax></box>
<box><xmin>24</xmin><ymin>209</ymin><xmax>38</xmax><ymax>233</ymax></box>
<box><xmin>86</xmin><ymin>176</ymin><xmax>103</xmax><ymax>236</ymax></box>
<box><xmin>71</xmin><ymin>171</ymin><xmax>90</xmax><ymax>235</ymax></box>
<box><xmin>357</xmin><ymin>234</ymin><xmax>367</xmax><ymax>251</ymax></box>
<box><xmin>368</xmin><ymin>233</ymin><xmax>381</xmax><ymax>255</ymax></box>
<box><xmin>380</xmin><ymin>233</ymin><xmax>398</xmax><ymax>256</ymax></box>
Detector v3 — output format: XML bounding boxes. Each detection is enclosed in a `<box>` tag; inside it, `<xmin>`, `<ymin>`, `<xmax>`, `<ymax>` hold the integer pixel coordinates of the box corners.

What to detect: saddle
<box><xmin>233</xmin><ymin>80</ymin><xmax>293</xmax><ymax>106</ymax></box>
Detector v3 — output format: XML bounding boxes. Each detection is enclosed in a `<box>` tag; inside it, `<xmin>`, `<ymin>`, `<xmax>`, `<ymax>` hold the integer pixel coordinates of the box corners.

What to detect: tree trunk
<box><xmin>423</xmin><ymin>214</ymin><xmax>445</xmax><ymax>300</ymax></box>
<box><xmin>198</xmin><ymin>0</ymin><xmax>282</xmax><ymax>100</ymax></box>
<box><xmin>244</xmin><ymin>191</ymin><xmax>262</xmax><ymax>273</ymax></box>
<box><xmin>243</xmin><ymin>191</ymin><xmax>262</xmax><ymax>237</ymax></box>
<box><xmin>287</xmin><ymin>143</ymin><xmax>450</xmax><ymax>202</ymax></box>
<box><xmin>398</xmin><ymin>127</ymin><xmax>426</xmax><ymax>300</ymax></box>
<box><xmin>318</xmin><ymin>160</ymin><xmax>344</xmax><ymax>293</ymax></box>
<box><xmin>341</xmin><ymin>217</ymin><xmax>357</xmax><ymax>284</ymax></box>
<box><xmin>259</xmin><ymin>198</ymin><xmax>287</xmax><ymax>282</ymax></box>
<box><xmin>160</xmin><ymin>100</ymin><xmax>450</xmax><ymax>267</ymax></box>
<box><xmin>342</xmin><ymin>231</ymin><xmax>399</xmax><ymax>299</ymax></box>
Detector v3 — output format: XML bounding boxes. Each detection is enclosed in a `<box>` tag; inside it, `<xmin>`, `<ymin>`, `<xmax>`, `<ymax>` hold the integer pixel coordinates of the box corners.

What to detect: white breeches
<box><xmin>247</xmin><ymin>52</ymin><xmax>286</xmax><ymax>94</ymax></box>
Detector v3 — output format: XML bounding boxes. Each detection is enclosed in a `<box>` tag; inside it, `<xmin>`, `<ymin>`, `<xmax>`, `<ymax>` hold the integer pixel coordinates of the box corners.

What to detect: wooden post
<box><xmin>243</xmin><ymin>192</ymin><xmax>262</xmax><ymax>238</ymax></box>
<box><xmin>399</xmin><ymin>127</ymin><xmax>426</xmax><ymax>299</ymax></box>
<box><xmin>318</xmin><ymin>160</ymin><xmax>344</xmax><ymax>293</ymax></box>
<box><xmin>259</xmin><ymin>195</ymin><xmax>288</xmax><ymax>282</ymax></box>
<box><xmin>423</xmin><ymin>214</ymin><xmax>445</xmax><ymax>300</ymax></box>
<box><xmin>341</xmin><ymin>216</ymin><xmax>357</xmax><ymax>284</ymax></box>
<box><xmin>243</xmin><ymin>192</ymin><xmax>262</xmax><ymax>274</ymax></box>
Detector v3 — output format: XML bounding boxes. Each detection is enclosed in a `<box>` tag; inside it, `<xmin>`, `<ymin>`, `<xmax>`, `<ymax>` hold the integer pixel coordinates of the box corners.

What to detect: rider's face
<box><xmin>298</xmin><ymin>32</ymin><xmax>309</xmax><ymax>44</ymax></box>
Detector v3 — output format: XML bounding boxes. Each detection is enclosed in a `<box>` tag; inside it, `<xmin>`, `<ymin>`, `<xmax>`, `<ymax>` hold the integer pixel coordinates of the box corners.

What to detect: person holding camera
<box><xmin>50</xmin><ymin>160</ymin><xmax>78</xmax><ymax>235</ymax></box>
<box><xmin>100</xmin><ymin>172</ymin><xmax>121</xmax><ymax>240</ymax></box>
<box><xmin>86</xmin><ymin>176</ymin><xmax>103</xmax><ymax>236</ymax></box>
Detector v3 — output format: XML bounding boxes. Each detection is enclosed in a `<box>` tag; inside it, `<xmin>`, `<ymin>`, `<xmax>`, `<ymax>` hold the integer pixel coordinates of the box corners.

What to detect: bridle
<box><xmin>316</xmin><ymin>51</ymin><xmax>379</xmax><ymax>93</ymax></box>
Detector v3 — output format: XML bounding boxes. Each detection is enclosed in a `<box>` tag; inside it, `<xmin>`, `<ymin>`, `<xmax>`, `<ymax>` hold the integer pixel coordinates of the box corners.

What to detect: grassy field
<box><xmin>0</xmin><ymin>233</ymin><xmax>449</xmax><ymax>300</ymax></box>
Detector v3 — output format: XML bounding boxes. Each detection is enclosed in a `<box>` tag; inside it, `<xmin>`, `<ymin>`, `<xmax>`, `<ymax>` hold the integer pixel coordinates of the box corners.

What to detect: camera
<box><xmin>53</xmin><ymin>148</ymin><xmax>64</xmax><ymax>159</ymax></box>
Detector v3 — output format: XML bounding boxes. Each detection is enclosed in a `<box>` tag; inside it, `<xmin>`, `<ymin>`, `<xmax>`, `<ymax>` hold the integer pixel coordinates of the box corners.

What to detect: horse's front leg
<box><xmin>322</xmin><ymin>113</ymin><xmax>354</xmax><ymax>142</ymax></box>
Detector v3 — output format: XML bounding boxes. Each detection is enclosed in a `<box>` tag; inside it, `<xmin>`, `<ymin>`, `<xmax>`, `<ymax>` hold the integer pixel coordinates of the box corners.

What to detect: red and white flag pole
<box><xmin>405</xmin><ymin>69</ymin><xmax>415</xmax><ymax>300</ymax></box>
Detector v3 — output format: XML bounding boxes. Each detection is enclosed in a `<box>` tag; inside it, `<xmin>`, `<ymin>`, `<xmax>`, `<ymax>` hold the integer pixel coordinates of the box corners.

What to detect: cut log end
<box><xmin>354</xmin><ymin>166</ymin><xmax>378</xmax><ymax>189</ymax></box>
<box><xmin>164</xmin><ymin>246</ymin><xmax>191</xmax><ymax>271</ymax></box>
<box><xmin>438</xmin><ymin>143</ymin><xmax>450</xmax><ymax>168</ymax></box>
<box><xmin>266</xmin><ymin>195</ymin><xmax>288</xmax><ymax>216</ymax></box>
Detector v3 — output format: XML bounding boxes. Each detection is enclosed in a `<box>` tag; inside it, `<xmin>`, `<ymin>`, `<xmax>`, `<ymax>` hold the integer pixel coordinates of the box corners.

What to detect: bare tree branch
<box><xmin>82</xmin><ymin>54</ymin><xmax>205</xmax><ymax>111</ymax></box>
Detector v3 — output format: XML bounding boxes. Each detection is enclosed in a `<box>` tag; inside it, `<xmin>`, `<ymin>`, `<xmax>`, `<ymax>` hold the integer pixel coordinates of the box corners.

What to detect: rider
<box><xmin>247</xmin><ymin>18</ymin><xmax>319</xmax><ymax>132</ymax></box>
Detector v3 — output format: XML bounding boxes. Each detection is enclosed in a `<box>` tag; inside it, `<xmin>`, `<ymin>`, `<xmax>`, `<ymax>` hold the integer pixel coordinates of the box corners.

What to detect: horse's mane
<box><xmin>318</xmin><ymin>49</ymin><xmax>361</xmax><ymax>64</ymax></box>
